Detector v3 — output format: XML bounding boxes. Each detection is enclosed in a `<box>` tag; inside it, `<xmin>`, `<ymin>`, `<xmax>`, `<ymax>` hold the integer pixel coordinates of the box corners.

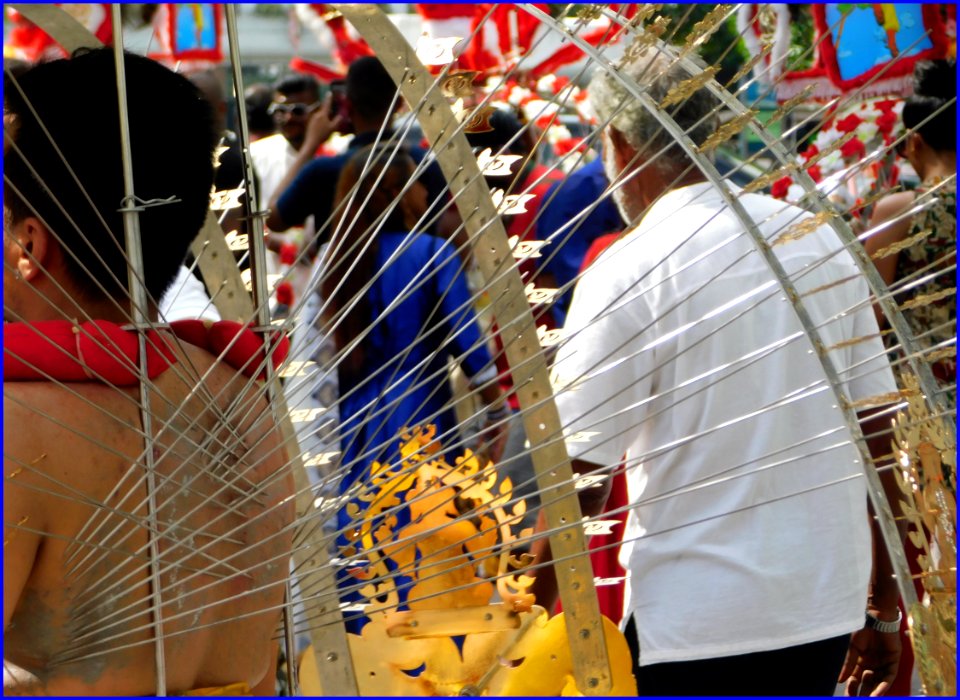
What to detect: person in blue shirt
<box><xmin>535</xmin><ymin>156</ymin><xmax>623</xmax><ymax>326</ymax></box>
<box><xmin>321</xmin><ymin>144</ymin><xmax>508</xmax><ymax>629</ymax></box>
<box><xmin>324</xmin><ymin>144</ymin><xmax>507</xmax><ymax>480</ymax></box>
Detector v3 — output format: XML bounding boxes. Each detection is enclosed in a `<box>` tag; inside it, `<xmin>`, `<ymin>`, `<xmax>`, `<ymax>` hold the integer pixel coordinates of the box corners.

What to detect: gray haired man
<box><xmin>532</xmin><ymin>48</ymin><xmax>902</xmax><ymax>696</ymax></box>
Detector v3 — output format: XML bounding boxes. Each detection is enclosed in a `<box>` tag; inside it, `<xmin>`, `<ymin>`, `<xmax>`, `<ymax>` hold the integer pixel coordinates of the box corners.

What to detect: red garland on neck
<box><xmin>4</xmin><ymin>319</ymin><xmax>290</xmax><ymax>384</ymax></box>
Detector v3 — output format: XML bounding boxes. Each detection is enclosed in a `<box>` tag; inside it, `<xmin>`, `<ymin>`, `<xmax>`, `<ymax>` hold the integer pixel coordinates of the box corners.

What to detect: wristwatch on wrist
<box><xmin>865</xmin><ymin>609</ymin><xmax>902</xmax><ymax>634</ymax></box>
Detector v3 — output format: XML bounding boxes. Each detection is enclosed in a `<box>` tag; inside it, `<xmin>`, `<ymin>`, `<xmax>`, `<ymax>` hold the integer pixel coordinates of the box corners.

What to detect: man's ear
<box><xmin>608</xmin><ymin>126</ymin><xmax>637</xmax><ymax>176</ymax></box>
<box><xmin>11</xmin><ymin>216</ymin><xmax>54</xmax><ymax>282</ymax></box>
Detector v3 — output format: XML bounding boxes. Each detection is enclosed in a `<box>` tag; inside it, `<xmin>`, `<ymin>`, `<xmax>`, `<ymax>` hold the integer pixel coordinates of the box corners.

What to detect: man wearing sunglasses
<box><xmin>250</xmin><ymin>74</ymin><xmax>329</xmax><ymax>315</ymax></box>
<box><xmin>250</xmin><ymin>74</ymin><xmax>323</xmax><ymax>217</ymax></box>
<box><xmin>265</xmin><ymin>56</ymin><xmax>446</xmax><ymax>250</ymax></box>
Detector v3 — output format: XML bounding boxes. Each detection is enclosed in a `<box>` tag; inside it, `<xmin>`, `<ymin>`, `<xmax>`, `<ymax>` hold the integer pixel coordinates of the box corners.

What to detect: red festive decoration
<box><xmin>835</xmin><ymin>113</ymin><xmax>863</xmax><ymax>133</ymax></box>
<box><xmin>771</xmin><ymin>176</ymin><xmax>793</xmax><ymax>199</ymax></box>
<box><xmin>279</xmin><ymin>242</ymin><xmax>299</xmax><ymax>266</ymax></box>
<box><xmin>875</xmin><ymin>110</ymin><xmax>898</xmax><ymax>136</ymax></box>
<box><xmin>289</xmin><ymin>57</ymin><xmax>344</xmax><ymax>84</ymax></box>
<box><xmin>800</xmin><ymin>144</ymin><xmax>820</xmax><ymax>161</ymax></box>
<box><xmin>4</xmin><ymin>5</ymin><xmax>112</xmax><ymax>62</ymax></box>
<box><xmin>840</xmin><ymin>136</ymin><xmax>867</xmax><ymax>159</ymax></box>
<box><xmin>275</xmin><ymin>282</ymin><xmax>295</xmax><ymax>308</ymax></box>
<box><xmin>777</xmin><ymin>4</ymin><xmax>949</xmax><ymax>101</ymax></box>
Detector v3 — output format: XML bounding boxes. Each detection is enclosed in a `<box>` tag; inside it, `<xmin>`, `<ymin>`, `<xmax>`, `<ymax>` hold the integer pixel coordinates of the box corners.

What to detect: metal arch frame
<box><xmin>332</xmin><ymin>4</ymin><xmax>613</xmax><ymax>695</ymax></box>
<box><xmin>108</xmin><ymin>7</ymin><xmax>168</xmax><ymax>695</ymax></box>
<box><xmin>519</xmin><ymin>4</ymin><xmax>918</xmax><ymax>613</ymax></box>
<box><xmin>6</xmin><ymin>4</ymin><xmax>359</xmax><ymax>695</ymax></box>
<box><xmin>15</xmin><ymin>3</ymin><xmax>614</xmax><ymax>695</ymax></box>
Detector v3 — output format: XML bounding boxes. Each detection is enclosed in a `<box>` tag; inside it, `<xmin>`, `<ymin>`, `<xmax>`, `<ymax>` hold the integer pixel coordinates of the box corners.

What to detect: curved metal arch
<box><xmin>518</xmin><ymin>4</ymin><xmax>918</xmax><ymax>614</ymax></box>
<box><xmin>332</xmin><ymin>5</ymin><xmax>613</xmax><ymax>694</ymax></box>
<box><xmin>6</xmin><ymin>5</ymin><xmax>358</xmax><ymax>695</ymax></box>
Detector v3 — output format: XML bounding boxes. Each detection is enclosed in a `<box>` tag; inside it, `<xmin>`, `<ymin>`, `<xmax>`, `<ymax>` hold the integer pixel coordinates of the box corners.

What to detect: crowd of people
<box><xmin>3</xmin><ymin>31</ymin><xmax>954</xmax><ymax>698</ymax></box>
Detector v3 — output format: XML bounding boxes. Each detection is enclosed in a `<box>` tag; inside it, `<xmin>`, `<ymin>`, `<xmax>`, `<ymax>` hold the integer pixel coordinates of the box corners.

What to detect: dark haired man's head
<box><xmin>270</xmin><ymin>73</ymin><xmax>321</xmax><ymax>150</ymax></box>
<box><xmin>4</xmin><ymin>47</ymin><xmax>217</xmax><ymax>313</ymax></box>
<box><xmin>345</xmin><ymin>56</ymin><xmax>401</xmax><ymax>128</ymax></box>
<box><xmin>273</xmin><ymin>73</ymin><xmax>320</xmax><ymax>101</ymax></box>
<box><xmin>903</xmin><ymin>59</ymin><xmax>956</xmax><ymax>153</ymax></box>
<box><xmin>464</xmin><ymin>107</ymin><xmax>537</xmax><ymax>187</ymax></box>
<box><xmin>244</xmin><ymin>83</ymin><xmax>276</xmax><ymax>140</ymax></box>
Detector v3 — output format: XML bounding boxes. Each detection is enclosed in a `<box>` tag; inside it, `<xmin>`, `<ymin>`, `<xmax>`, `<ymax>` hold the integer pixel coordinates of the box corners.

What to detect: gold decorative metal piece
<box><xmin>890</xmin><ymin>373</ymin><xmax>956</xmax><ymax>696</ymax></box>
<box><xmin>491</xmin><ymin>189</ymin><xmax>537</xmax><ymax>216</ymax></box>
<box><xmin>620</xmin><ymin>15</ymin><xmax>671</xmax><ymax>66</ymax></box>
<box><xmin>537</xmin><ymin>324</ymin><xmax>565</xmax><ymax>347</ymax></box>
<box><xmin>803</xmin><ymin>132</ymin><xmax>855</xmax><ymax>169</ymax></box>
<box><xmin>771</xmin><ymin>210</ymin><xmax>834</xmax><ymax>246</ymax></box>
<box><xmin>766</xmin><ymin>85</ymin><xmax>816</xmax><ymax>127</ymax></box>
<box><xmin>460</xmin><ymin>104</ymin><xmax>497</xmax><ymax>133</ymax></box>
<box><xmin>742</xmin><ymin>163</ymin><xmax>797</xmax><ymax>194</ymax></box>
<box><xmin>223</xmin><ymin>231</ymin><xmax>248</xmax><ymax>251</ymax></box>
<box><xmin>524</xmin><ymin>283</ymin><xmax>559</xmax><ymax>305</ymax></box>
<box><xmin>698</xmin><ymin>109</ymin><xmax>756</xmax><ymax>153</ymax></box>
<box><xmin>659</xmin><ymin>65</ymin><xmax>719</xmax><ymax>109</ymax></box>
<box><xmin>727</xmin><ymin>46</ymin><xmax>770</xmax><ymax>88</ymax></box>
<box><xmin>679</xmin><ymin>5</ymin><xmax>734</xmax><ymax>58</ymax></box>
<box><xmin>443</xmin><ymin>71</ymin><xmax>480</xmax><ymax>98</ymax></box>
<box><xmin>508</xmin><ymin>235</ymin><xmax>548</xmax><ymax>260</ymax></box>
<box><xmin>575</xmin><ymin>5</ymin><xmax>604</xmax><ymax>22</ymax></box>
<box><xmin>298</xmin><ymin>427</ymin><xmax>637</xmax><ymax>696</ymax></box>
<box><xmin>900</xmin><ymin>288</ymin><xmax>957</xmax><ymax>312</ymax></box>
<box><xmin>871</xmin><ymin>228</ymin><xmax>933</xmax><ymax>261</ymax></box>
<box><xmin>209</xmin><ymin>187</ymin><xmax>245</xmax><ymax>212</ymax></box>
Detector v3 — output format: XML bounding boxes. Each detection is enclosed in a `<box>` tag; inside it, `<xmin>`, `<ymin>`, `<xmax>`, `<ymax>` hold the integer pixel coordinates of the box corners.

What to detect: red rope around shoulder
<box><xmin>4</xmin><ymin>319</ymin><xmax>290</xmax><ymax>384</ymax></box>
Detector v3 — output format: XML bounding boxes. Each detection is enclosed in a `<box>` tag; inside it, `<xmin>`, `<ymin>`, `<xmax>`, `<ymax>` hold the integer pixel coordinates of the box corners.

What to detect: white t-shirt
<box><xmin>158</xmin><ymin>265</ymin><xmax>221</xmax><ymax>323</ymax></box>
<box><xmin>554</xmin><ymin>182</ymin><xmax>896</xmax><ymax>666</ymax></box>
<box><xmin>250</xmin><ymin>134</ymin><xmax>312</xmax><ymax>305</ymax></box>
<box><xmin>249</xmin><ymin>133</ymin><xmax>298</xmax><ymax>206</ymax></box>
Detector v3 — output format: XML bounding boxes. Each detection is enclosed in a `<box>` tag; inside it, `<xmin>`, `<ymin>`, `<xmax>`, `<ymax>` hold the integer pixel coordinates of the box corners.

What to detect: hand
<box><xmin>839</xmin><ymin>624</ymin><xmax>902</xmax><ymax>696</ymax></box>
<box><xmin>476</xmin><ymin>407</ymin><xmax>510</xmax><ymax>465</ymax></box>
<box><xmin>302</xmin><ymin>95</ymin><xmax>345</xmax><ymax>152</ymax></box>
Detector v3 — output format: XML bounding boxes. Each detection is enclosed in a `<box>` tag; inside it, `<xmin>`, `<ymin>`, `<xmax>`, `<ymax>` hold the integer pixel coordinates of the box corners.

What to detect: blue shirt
<box><xmin>333</xmin><ymin>232</ymin><xmax>492</xmax><ymax>630</ymax></box>
<box><xmin>536</xmin><ymin>158</ymin><xmax>623</xmax><ymax>325</ymax></box>
<box><xmin>337</xmin><ymin>231</ymin><xmax>492</xmax><ymax>490</ymax></box>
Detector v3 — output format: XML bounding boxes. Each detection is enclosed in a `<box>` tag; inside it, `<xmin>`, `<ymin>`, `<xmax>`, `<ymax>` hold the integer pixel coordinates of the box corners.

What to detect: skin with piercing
<box><xmin>4</xmin><ymin>49</ymin><xmax>294</xmax><ymax>695</ymax></box>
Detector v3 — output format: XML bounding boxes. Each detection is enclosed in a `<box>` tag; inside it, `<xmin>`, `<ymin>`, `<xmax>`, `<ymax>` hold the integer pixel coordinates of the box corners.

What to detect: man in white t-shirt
<box><xmin>532</xmin><ymin>49</ymin><xmax>903</xmax><ymax>695</ymax></box>
<box><xmin>249</xmin><ymin>74</ymin><xmax>322</xmax><ymax>314</ymax></box>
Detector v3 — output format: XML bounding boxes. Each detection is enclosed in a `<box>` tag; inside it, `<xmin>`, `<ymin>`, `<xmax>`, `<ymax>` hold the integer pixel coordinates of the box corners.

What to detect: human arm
<box><xmin>474</xmin><ymin>380</ymin><xmax>510</xmax><ymax>466</ymax></box>
<box><xmin>863</xmin><ymin>191</ymin><xmax>916</xmax><ymax>325</ymax></box>
<box><xmin>3</xmin><ymin>397</ymin><xmax>45</xmax><ymax>635</ymax></box>
<box><xmin>529</xmin><ymin>457</ymin><xmax>613</xmax><ymax>614</ymax></box>
<box><xmin>431</xmin><ymin>239</ymin><xmax>510</xmax><ymax>463</ymax></box>
<box><xmin>265</xmin><ymin>96</ymin><xmax>344</xmax><ymax>232</ymax></box>
<box><xmin>838</xmin><ymin>407</ymin><xmax>903</xmax><ymax>697</ymax></box>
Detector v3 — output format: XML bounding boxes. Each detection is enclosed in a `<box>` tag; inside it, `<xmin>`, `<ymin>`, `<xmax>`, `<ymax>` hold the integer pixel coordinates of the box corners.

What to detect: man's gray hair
<box><xmin>588</xmin><ymin>47</ymin><xmax>720</xmax><ymax>175</ymax></box>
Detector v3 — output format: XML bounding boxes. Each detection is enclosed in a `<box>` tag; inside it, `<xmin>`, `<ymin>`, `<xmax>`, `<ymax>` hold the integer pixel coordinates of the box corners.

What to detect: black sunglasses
<box><xmin>267</xmin><ymin>101</ymin><xmax>321</xmax><ymax>118</ymax></box>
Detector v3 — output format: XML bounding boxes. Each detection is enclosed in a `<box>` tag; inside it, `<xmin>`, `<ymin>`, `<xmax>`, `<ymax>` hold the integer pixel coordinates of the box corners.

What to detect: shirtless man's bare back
<box><xmin>4</xmin><ymin>48</ymin><xmax>294</xmax><ymax>695</ymax></box>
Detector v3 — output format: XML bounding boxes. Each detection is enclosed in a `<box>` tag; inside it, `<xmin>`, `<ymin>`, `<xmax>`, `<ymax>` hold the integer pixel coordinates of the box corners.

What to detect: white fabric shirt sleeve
<box><xmin>159</xmin><ymin>265</ymin><xmax>222</xmax><ymax>323</ymax></box>
<box><xmin>553</xmin><ymin>244</ymin><xmax>654</xmax><ymax>467</ymax></box>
